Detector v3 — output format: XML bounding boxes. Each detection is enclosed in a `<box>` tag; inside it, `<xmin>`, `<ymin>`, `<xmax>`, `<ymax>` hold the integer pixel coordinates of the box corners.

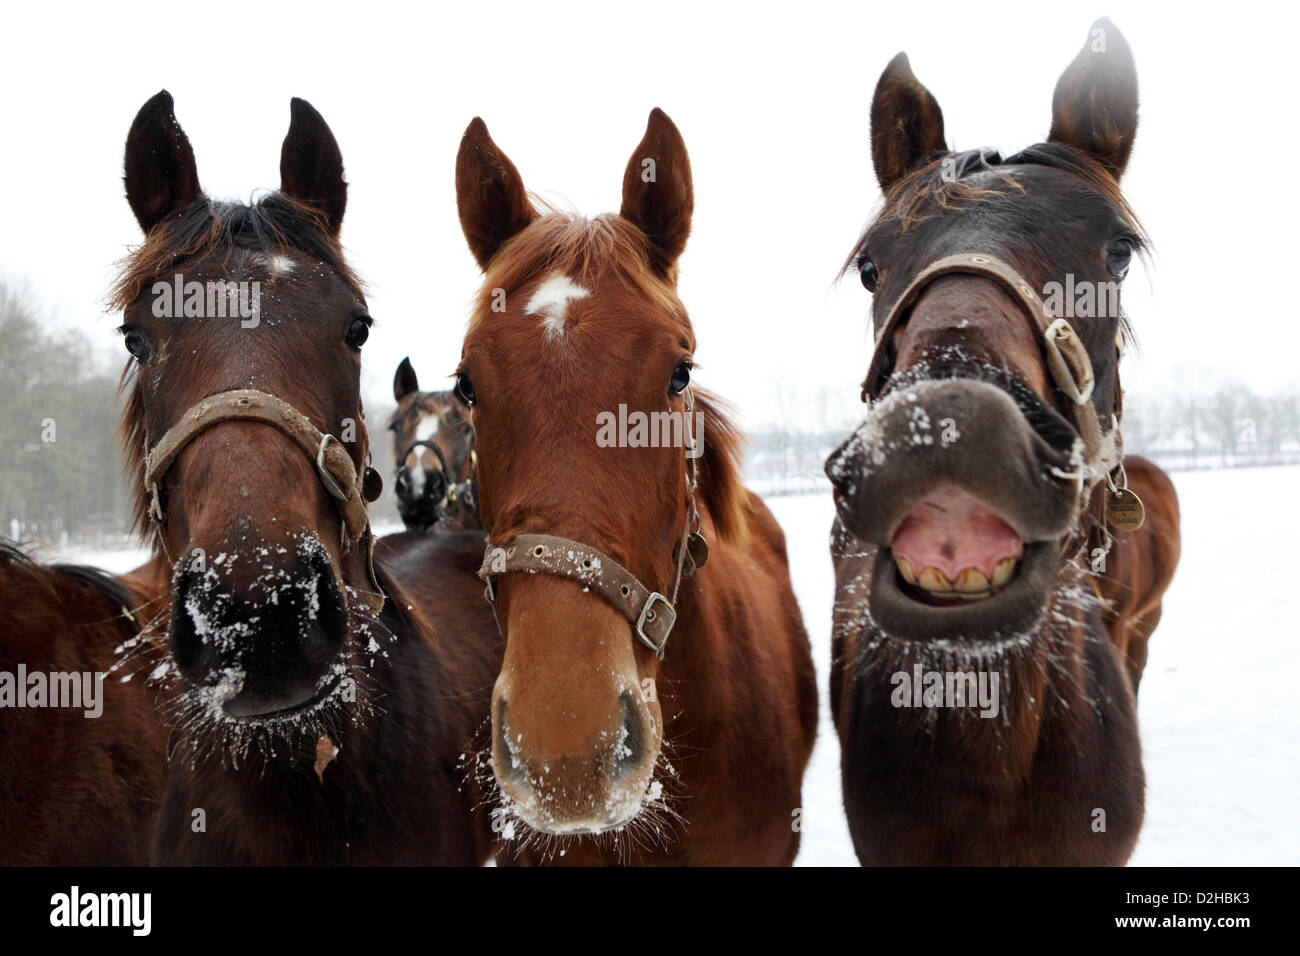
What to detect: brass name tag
<box><xmin>1106</xmin><ymin>488</ymin><xmax>1145</xmax><ymax>532</ymax></box>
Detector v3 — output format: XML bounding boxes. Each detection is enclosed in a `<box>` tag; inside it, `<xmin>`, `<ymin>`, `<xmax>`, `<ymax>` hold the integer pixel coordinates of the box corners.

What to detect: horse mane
<box><xmin>469</xmin><ymin>211</ymin><xmax>684</xmax><ymax>330</ymax></box>
<box><xmin>692</xmin><ymin>389</ymin><xmax>749</xmax><ymax>546</ymax></box>
<box><xmin>112</xmin><ymin>193</ymin><xmax>361</xmax><ymax>543</ymax></box>
<box><xmin>0</xmin><ymin>540</ymin><xmax>134</xmax><ymax>617</ymax></box>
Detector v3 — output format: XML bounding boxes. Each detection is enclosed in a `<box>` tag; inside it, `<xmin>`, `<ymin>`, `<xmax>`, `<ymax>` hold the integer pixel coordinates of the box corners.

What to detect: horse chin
<box><xmin>868</xmin><ymin>539</ymin><xmax>1062</xmax><ymax>644</ymax></box>
<box><xmin>504</xmin><ymin>769</ymin><xmax>657</xmax><ymax>839</ymax></box>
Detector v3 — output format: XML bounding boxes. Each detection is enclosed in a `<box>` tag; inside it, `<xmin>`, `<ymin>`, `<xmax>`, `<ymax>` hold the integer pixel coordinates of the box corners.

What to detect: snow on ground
<box><xmin>768</xmin><ymin>466</ymin><xmax>1300</xmax><ymax>866</ymax></box>
<box><xmin>45</xmin><ymin>466</ymin><xmax>1299</xmax><ymax>865</ymax></box>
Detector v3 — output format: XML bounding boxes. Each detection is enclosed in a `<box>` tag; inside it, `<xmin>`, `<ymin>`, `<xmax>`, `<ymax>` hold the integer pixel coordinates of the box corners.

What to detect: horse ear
<box><xmin>1048</xmin><ymin>18</ymin><xmax>1139</xmax><ymax>179</ymax></box>
<box><xmin>620</xmin><ymin>108</ymin><xmax>693</xmax><ymax>277</ymax></box>
<box><xmin>280</xmin><ymin>98</ymin><xmax>348</xmax><ymax>237</ymax></box>
<box><xmin>871</xmin><ymin>53</ymin><xmax>947</xmax><ymax>192</ymax></box>
<box><xmin>123</xmin><ymin>90</ymin><xmax>202</xmax><ymax>234</ymax></box>
<box><xmin>456</xmin><ymin>118</ymin><xmax>537</xmax><ymax>271</ymax></box>
<box><xmin>393</xmin><ymin>357</ymin><xmax>419</xmax><ymax>402</ymax></box>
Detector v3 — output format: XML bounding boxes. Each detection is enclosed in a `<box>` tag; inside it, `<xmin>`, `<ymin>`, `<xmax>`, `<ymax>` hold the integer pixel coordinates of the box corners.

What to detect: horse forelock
<box><xmin>109</xmin><ymin>193</ymin><xmax>362</xmax><ymax>313</ymax></box>
<box><xmin>469</xmin><ymin>211</ymin><xmax>684</xmax><ymax>333</ymax></box>
<box><xmin>843</xmin><ymin>142</ymin><xmax>1151</xmax><ymax>276</ymax></box>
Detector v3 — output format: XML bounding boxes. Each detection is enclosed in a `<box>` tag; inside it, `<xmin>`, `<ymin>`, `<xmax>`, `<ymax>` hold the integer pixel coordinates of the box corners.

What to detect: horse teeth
<box><xmin>955</xmin><ymin>568</ymin><xmax>990</xmax><ymax>593</ymax></box>
<box><xmin>918</xmin><ymin>567</ymin><xmax>952</xmax><ymax>592</ymax></box>
<box><xmin>895</xmin><ymin>554</ymin><xmax>917</xmax><ymax>584</ymax></box>
<box><xmin>992</xmin><ymin>558</ymin><xmax>1016</xmax><ymax>587</ymax></box>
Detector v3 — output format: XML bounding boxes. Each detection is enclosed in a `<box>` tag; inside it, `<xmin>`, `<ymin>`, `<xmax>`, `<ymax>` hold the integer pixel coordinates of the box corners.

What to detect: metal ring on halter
<box><xmin>316</xmin><ymin>434</ymin><xmax>350</xmax><ymax>500</ymax></box>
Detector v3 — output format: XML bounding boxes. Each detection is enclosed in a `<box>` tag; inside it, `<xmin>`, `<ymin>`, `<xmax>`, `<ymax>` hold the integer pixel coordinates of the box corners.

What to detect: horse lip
<box><xmin>219</xmin><ymin>672</ymin><xmax>343</xmax><ymax>721</ymax></box>
<box><xmin>867</xmin><ymin>540</ymin><xmax>1060</xmax><ymax>642</ymax></box>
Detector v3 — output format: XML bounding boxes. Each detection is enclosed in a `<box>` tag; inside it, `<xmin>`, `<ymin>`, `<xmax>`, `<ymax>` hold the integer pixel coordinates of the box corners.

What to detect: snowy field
<box><xmin>48</xmin><ymin>466</ymin><xmax>1300</xmax><ymax>866</ymax></box>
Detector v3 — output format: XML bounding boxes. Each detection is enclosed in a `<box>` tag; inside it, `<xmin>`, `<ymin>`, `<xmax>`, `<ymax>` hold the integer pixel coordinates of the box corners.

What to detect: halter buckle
<box><xmin>316</xmin><ymin>434</ymin><xmax>350</xmax><ymax>500</ymax></box>
<box><xmin>635</xmin><ymin>592</ymin><xmax>676</xmax><ymax>656</ymax></box>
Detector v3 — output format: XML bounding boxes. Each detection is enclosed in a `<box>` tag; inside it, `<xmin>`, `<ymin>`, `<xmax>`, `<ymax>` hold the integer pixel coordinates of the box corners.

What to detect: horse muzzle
<box><xmin>827</xmin><ymin>377</ymin><xmax>1083</xmax><ymax>641</ymax></box>
<box><xmin>168</xmin><ymin>539</ymin><xmax>349</xmax><ymax>719</ymax></box>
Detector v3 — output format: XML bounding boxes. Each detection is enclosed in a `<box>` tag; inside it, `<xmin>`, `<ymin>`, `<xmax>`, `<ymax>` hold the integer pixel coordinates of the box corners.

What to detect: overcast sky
<box><xmin>2</xmin><ymin>0</ymin><xmax>1293</xmax><ymax>431</ymax></box>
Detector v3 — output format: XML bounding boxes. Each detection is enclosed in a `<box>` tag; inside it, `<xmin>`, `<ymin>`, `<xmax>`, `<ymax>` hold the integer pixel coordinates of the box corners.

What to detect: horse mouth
<box><xmin>867</xmin><ymin>485</ymin><xmax>1061</xmax><ymax>641</ymax></box>
<box><xmin>890</xmin><ymin>485</ymin><xmax>1024</xmax><ymax>602</ymax></box>
<box><xmin>219</xmin><ymin>671</ymin><xmax>344</xmax><ymax>722</ymax></box>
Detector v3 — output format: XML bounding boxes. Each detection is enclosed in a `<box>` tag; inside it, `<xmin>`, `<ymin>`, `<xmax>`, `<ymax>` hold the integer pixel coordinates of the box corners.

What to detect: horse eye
<box><xmin>346</xmin><ymin>317</ymin><xmax>371</xmax><ymax>350</ymax></box>
<box><xmin>455</xmin><ymin>372</ymin><xmax>476</xmax><ymax>407</ymax></box>
<box><xmin>668</xmin><ymin>361</ymin><xmax>692</xmax><ymax>397</ymax></box>
<box><xmin>122</xmin><ymin>328</ymin><xmax>151</xmax><ymax>361</ymax></box>
<box><xmin>858</xmin><ymin>259</ymin><xmax>879</xmax><ymax>292</ymax></box>
<box><xmin>1107</xmin><ymin>238</ymin><xmax>1135</xmax><ymax>279</ymax></box>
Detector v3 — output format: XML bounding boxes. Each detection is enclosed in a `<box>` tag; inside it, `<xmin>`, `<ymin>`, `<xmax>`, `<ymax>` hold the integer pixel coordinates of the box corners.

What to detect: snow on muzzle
<box><xmin>167</xmin><ymin>535</ymin><xmax>349</xmax><ymax>718</ymax></box>
<box><xmin>826</xmin><ymin>378</ymin><xmax>1082</xmax><ymax>640</ymax></box>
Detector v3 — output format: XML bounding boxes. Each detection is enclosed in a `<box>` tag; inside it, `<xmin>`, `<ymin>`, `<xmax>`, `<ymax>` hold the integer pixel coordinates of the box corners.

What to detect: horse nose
<box><xmin>492</xmin><ymin>689</ymin><xmax>654</xmax><ymax>832</ymax></box>
<box><xmin>169</xmin><ymin>545</ymin><xmax>348</xmax><ymax>717</ymax></box>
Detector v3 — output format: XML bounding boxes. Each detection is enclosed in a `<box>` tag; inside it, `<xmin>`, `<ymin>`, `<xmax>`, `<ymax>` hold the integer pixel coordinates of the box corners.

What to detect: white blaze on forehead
<box><xmin>526</xmin><ymin>274</ymin><xmax>591</xmax><ymax>342</ymax></box>
<box><xmin>248</xmin><ymin>252</ymin><xmax>297</xmax><ymax>276</ymax></box>
<box><xmin>413</xmin><ymin>413</ymin><xmax>440</xmax><ymax>444</ymax></box>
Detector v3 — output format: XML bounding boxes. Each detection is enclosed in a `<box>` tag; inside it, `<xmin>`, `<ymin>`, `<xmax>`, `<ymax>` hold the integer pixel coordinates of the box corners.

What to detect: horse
<box><xmin>389</xmin><ymin>357</ymin><xmax>481</xmax><ymax>532</ymax></box>
<box><xmin>1093</xmin><ymin>455</ymin><xmax>1180</xmax><ymax>693</ymax></box>
<box><xmin>453</xmin><ymin>109</ymin><xmax>817</xmax><ymax>864</ymax></box>
<box><xmin>111</xmin><ymin>91</ymin><xmax>497</xmax><ymax>864</ymax></box>
<box><xmin>0</xmin><ymin>542</ymin><xmax>166</xmax><ymax>864</ymax></box>
<box><xmin>825</xmin><ymin>19</ymin><xmax>1175</xmax><ymax>865</ymax></box>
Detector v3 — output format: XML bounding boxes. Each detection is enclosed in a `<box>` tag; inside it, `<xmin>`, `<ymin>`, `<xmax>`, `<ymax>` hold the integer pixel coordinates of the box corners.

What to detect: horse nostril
<box><xmin>611</xmin><ymin>691</ymin><xmax>645</xmax><ymax>782</ymax></box>
<box><xmin>494</xmin><ymin>697</ymin><xmax>526</xmax><ymax>786</ymax></box>
<box><xmin>168</xmin><ymin>567</ymin><xmax>217</xmax><ymax>681</ymax></box>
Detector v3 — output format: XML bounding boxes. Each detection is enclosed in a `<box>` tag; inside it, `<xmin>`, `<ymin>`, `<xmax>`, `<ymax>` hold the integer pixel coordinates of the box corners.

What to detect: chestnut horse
<box><xmin>454</xmin><ymin>110</ymin><xmax>817</xmax><ymax>864</ymax></box>
<box><xmin>389</xmin><ymin>357</ymin><xmax>481</xmax><ymax>532</ymax></box>
<box><xmin>1093</xmin><ymin>455</ymin><xmax>1180</xmax><ymax>694</ymax></box>
<box><xmin>112</xmin><ymin>91</ymin><xmax>496</xmax><ymax>864</ymax></box>
<box><xmin>827</xmin><ymin>19</ymin><xmax>1176</xmax><ymax>865</ymax></box>
<box><xmin>0</xmin><ymin>543</ymin><xmax>166</xmax><ymax>864</ymax></box>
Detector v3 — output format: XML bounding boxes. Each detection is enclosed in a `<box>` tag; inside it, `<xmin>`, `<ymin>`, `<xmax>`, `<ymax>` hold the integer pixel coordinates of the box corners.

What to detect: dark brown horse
<box><xmin>826</xmin><ymin>19</ymin><xmax>1172</xmax><ymax>865</ymax></box>
<box><xmin>112</xmin><ymin>91</ymin><xmax>497</xmax><ymax>864</ymax></box>
<box><xmin>389</xmin><ymin>357</ymin><xmax>481</xmax><ymax>532</ymax></box>
<box><xmin>453</xmin><ymin>110</ymin><xmax>817</xmax><ymax>864</ymax></box>
<box><xmin>1094</xmin><ymin>455</ymin><xmax>1180</xmax><ymax>693</ymax></box>
<box><xmin>0</xmin><ymin>543</ymin><xmax>166</xmax><ymax>864</ymax></box>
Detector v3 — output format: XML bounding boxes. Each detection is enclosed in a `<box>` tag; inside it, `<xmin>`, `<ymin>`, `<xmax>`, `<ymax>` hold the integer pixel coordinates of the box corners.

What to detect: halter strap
<box><xmin>862</xmin><ymin>253</ymin><xmax>1120</xmax><ymax>483</ymax></box>
<box><xmin>476</xmin><ymin>394</ymin><xmax>704</xmax><ymax>659</ymax></box>
<box><xmin>142</xmin><ymin>388</ymin><xmax>387</xmax><ymax>614</ymax></box>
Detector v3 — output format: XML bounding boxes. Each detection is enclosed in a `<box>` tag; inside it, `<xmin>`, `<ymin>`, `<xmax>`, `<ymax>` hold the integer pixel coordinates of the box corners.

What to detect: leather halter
<box><xmin>142</xmin><ymin>388</ymin><xmax>387</xmax><ymax>613</ymax></box>
<box><xmin>477</xmin><ymin>390</ymin><xmax>706</xmax><ymax>658</ymax></box>
<box><xmin>862</xmin><ymin>253</ymin><xmax>1122</xmax><ymax>492</ymax></box>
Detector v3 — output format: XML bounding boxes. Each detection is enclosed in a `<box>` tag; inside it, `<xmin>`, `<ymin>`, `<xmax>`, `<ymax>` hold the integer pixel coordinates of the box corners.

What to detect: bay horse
<box><xmin>1093</xmin><ymin>455</ymin><xmax>1180</xmax><ymax>693</ymax></box>
<box><xmin>0</xmin><ymin>543</ymin><xmax>166</xmax><ymax>864</ymax></box>
<box><xmin>389</xmin><ymin>357</ymin><xmax>481</xmax><ymax>532</ymax></box>
<box><xmin>112</xmin><ymin>91</ymin><xmax>497</xmax><ymax>864</ymax></box>
<box><xmin>453</xmin><ymin>110</ymin><xmax>817</xmax><ymax>864</ymax></box>
<box><xmin>826</xmin><ymin>19</ymin><xmax>1174</xmax><ymax>865</ymax></box>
